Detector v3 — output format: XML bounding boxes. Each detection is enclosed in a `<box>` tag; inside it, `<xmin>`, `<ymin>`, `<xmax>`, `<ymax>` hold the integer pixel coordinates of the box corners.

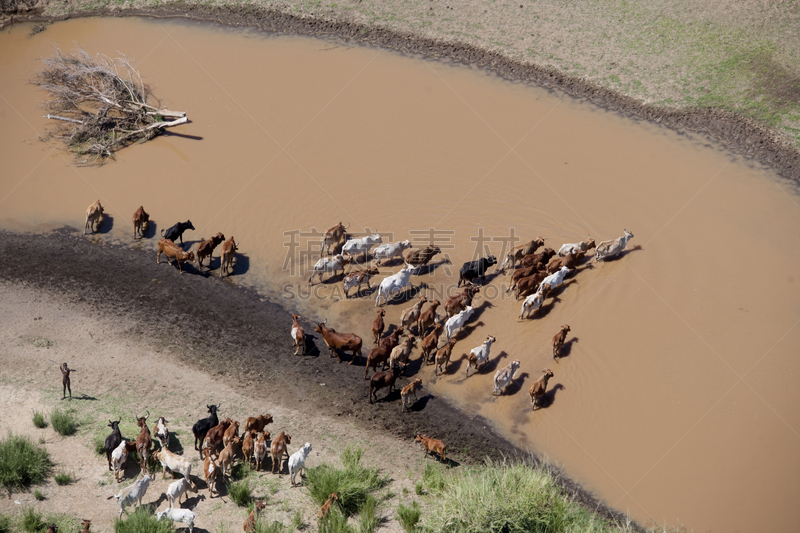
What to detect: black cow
<box><xmin>458</xmin><ymin>255</ymin><xmax>497</xmax><ymax>287</ymax></box>
<box><xmin>161</xmin><ymin>220</ymin><xmax>195</xmax><ymax>245</ymax></box>
<box><xmin>103</xmin><ymin>419</ymin><xmax>122</xmax><ymax>471</ymax></box>
<box><xmin>192</xmin><ymin>404</ymin><xmax>219</xmax><ymax>456</ymax></box>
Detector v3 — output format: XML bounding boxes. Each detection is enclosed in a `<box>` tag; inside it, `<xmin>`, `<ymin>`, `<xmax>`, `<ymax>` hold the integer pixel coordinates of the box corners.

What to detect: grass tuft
<box><xmin>54</xmin><ymin>471</ymin><xmax>73</xmax><ymax>486</ymax></box>
<box><xmin>94</xmin><ymin>435</ymin><xmax>107</xmax><ymax>456</ymax></box>
<box><xmin>50</xmin><ymin>408</ymin><xmax>78</xmax><ymax>436</ymax></box>
<box><xmin>21</xmin><ymin>507</ymin><xmax>44</xmax><ymax>533</ymax></box>
<box><xmin>0</xmin><ymin>514</ymin><xmax>10</xmax><ymax>533</ymax></box>
<box><xmin>227</xmin><ymin>478</ymin><xmax>252</xmax><ymax>507</ymax></box>
<box><xmin>114</xmin><ymin>507</ymin><xmax>174</xmax><ymax>533</ymax></box>
<box><xmin>254</xmin><ymin>518</ymin><xmax>289</xmax><ymax>533</ymax></box>
<box><xmin>0</xmin><ymin>433</ymin><xmax>52</xmax><ymax>492</ymax></box>
<box><xmin>231</xmin><ymin>461</ymin><xmax>252</xmax><ymax>481</ymax></box>
<box><xmin>32</xmin><ymin>412</ymin><xmax>47</xmax><ymax>429</ymax></box>
<box><xmin>305</xmin><ymin>447</ymin><xmax>389</xmax><ymax>517</ymax></box>
<box><xmin>396</xmin><ymin>501</ymin><xmax>421</xmax><ymax>533</ymax></box>
<box><xmin>414</xmin><ymin>481</ymin><xmax>424</xmax><ymax>496</ymax></box>
<box><xmin>318</xmin><ymin>507</ymin><xmax>353</xmax><ymax>533</ymax></box>
<box><xmin>358</xmin><ymin>494</ymin><xmax>379</xmax><ymax>533</ymax></box>
<box><xmin>34</xmin><ymin>489</ymin><xmax>45</xmax><ymax>501</ymax></box>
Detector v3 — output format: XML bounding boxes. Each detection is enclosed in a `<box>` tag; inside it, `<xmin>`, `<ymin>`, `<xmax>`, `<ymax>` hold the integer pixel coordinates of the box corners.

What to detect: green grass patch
<box><xmin>0</xmin><ymin>513</ymin><xmax>10</xmax><ymax>533</ymax></box>
<box><xmin>0</xmin><ymin>433</ymin><xmax>51</xmax><ymax>492</ymax></box>
<box><xmin>54</xmin><ymin>471</ymin><xmax>73</xmax><ymax>486</ymax></box>
<box><xmin>318</xmin><ymin>507</ymin><xmax>353</xmax><ymax>533</ymax></box>
<box><xmin>230</xmin><ymin>461</ymin><xmax>252</xmax><ymax>481</ymax></box>
<box><xmin>227</xmin><ymin>478</ymin><xmax>252</xmax><ymax>507</ymax></box>
<box><xmin>33</xmin><ymin>489</ymin><xmax>45</xmax><ymax>501</ymax></box>
<box><xmin>93</xmin><ymin>435</ymin><xmax>107</xmax><ymax>456</ymax></box>
<box><xmin>414</xmin><ymin>481</ymin><xmax>424</xmax><ymax>496</ymax></box>
<box><xmin>21</xmin><ymin>507</ymin><xmax>44</xmax><ymax>533</ymax></box>
<box><xmin>396</xmin><ymin>501</ymin><xmax>421</xmax><ymax>532</ymax></box>
<box><xmin>114</xmin><ymin>507</ymin><xmax>174</xmax><ymax>533</ymax></box>
<box><xmin>305</xmin><ymin>447</ymin><xmax>389</xmax><ymax>517</ymax></box>
<box><xmin>50</xmin><ymin>408</ymin><xmax>78</xmax><ymax>436</ymax></box>
<box><xmin>418</xmin><ymin>457</ymin><xmax>632</xmax><ymax>532</ymax></box>
<box><xmin>358</xmin><ymin>494</ymin><xmax>379</xmax><ymax>533</ymax></box>
<box><xmin>32</xmin><ymin>412</ymin><xmax>47</xmax><ymax>429</ymax></box>
<box><xmin>254</xmin><ymin>518</ymin><xmax>289</xmax><ymax>533</ymax></box>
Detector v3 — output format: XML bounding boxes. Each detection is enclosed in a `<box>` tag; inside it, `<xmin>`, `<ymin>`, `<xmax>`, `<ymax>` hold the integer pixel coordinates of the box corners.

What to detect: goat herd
<box><xmin>79</xmin><ymin>200</ymin><xmax>634</xmax><ymax>530</ymax></box>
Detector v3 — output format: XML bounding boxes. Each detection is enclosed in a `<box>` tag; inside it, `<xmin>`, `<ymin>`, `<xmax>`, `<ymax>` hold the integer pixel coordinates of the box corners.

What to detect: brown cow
<box><xmin>135</xmin><ymin>411</ymin><xmax>152</xmax><ymax>474</ymax></box>
<box><xmin>196</xmin><ymin>232</ymin><xmax>225</xmax><ymax>270</ymax></box>
<box><xmin>547</xmin><ymin>250</ymin><xmax>585</xmax><ymax>274</ymax></box>
<box><xmin>400</xmin><ymin>295</ymin><xmax>428</xmax><ymax>336</ymax></box>
<box><xmin>415</xmin><ymin>434</ymin><xmax>446</xmax><ymax>462</ymax></box>
<box><xmin>434</xmin><ymin>338</ymin><xmax>458</xmax><ymax>375</ymax></box>
<box><xmin>315</xmin><ymin>320</ymin><xmax>363</xmax><ymax>365</ymax></box>
<box><xmin>254</xmin><ymin>431</ymin><xmax>270</xmax><ymax>471</ymax></box>
<box><xmin>244</xmin><ymin>414</ymin><xmax>274</xmax><ymax>434</ymax></box>
<box><xmin>242</xmin><ymin>430</ymin><xmax>256</xmax><ymax>466</ymax></box>
<box><xmin>364</xmin><ymin>326</ymin><xmax>404</xmax><ymax>379</ymax></box>
<box><xmin>219</xmin><ymin>236</ymin><xmax>239</xmax><ymax>278</ymax></box>
<box><xmin>445</xmin><ymin>285</ymin><xmax>480</xmax><ymax>317</ymax></box>
<box><xmin>80</xmin><ymin>519</ymin><xmax>91</xmax><ymax>533</ymax></box>
<box><xmin>529</xmin><ymin>369</ymin><xmax>555</xmax><ymax>410</ymax></box>
<box><xmin>203</xmin><ymin>448</ymin><xmax>220</xmax><ymax>497</ymax></box>
<box><xmin>322</xmin><ymin>221</ymin><xmax>349</xmax><ymax>256</ymax></box>
<box><xmin>498</xmin><ymin>237</ymin><xmax>546</xmax><ymax>272</ymax></box>
<box><xmin>521</xmin><ymin>248</ymin><xmax>556</xmax><ymax>268</ymax></box>
<box><xmin>218</xmin><ymin>435</ymin><xmax>242</xmax><ymax>478</ymax></box>
<box><xmin>417</xmin><ymin>300</ymin><xmax>441</xmax><ymax>339</ymax></box>
<box><xmin>372</xmin><ymin>309</ymin><xmax>385</xmax><ymax>345</ymax></box>
<box><xmin>401</xmin><ymin>378</ymin><xmax>422</xmax><ymax>412</ymax></box>
<box><xmin>223</xmin><ymin>420</ymin><xmax>240</xmax><ymax>448</ymax></box>
<box><xmin>369</xmin><ymin>366</ymin><xmax>404</xmax><ymax>403</ymax></box>
<box><xmin>552</xmin><ymin>325</ymin><xmax>571</xmax><ymax>361</ymax></box>
<box><xmin>318</xmin><ymin>492</ymin><xmax>339</xmax><ymax>520</ymax></box>
<box><xmin>404</xmin><ymin>245</ymin><xmax>441</xmax><ymax>267</ymax></box>
<box><xmin>270</xmin><ymin>431</ymin><xmax>291</xmax><ymax>474</ymax></box>
<box><xmin>507</xmin><ymin>262</ymin><xmax>545</xmax><ymax>293</ymax></box>
<box><xmin>157</xmin><ymin>238</ymin><xmax>195</xmax><ymax>274</ymax></box>
<box><xmin>515</xmin><ymin>271</ymin><xmax>547</xmax><ymax>300</ymax></box>
<box><xmin>291</xmin><ymin>314</ymin><xmax>306</xmax><ymax>356</ymax></box>
<box><xmin>421</xmin><ymin>322</ymin><xmax>444</xmax><ymax>364</ymax></box>
<box><xmin>204</xmin><ymin>418</ymin><xmax>232</xmax><ymax>457</ymax></box>
<box><xmin>243</xmin><ymin>499</ymin><xmax>266</xmax><ymax>532</ymax></box>
<box><xmin>84</xmin><ymin>199</ymin><xmax>104</xmax><ymax>234</ymax></box>
<box><xmin>132</xmin><ymin>206</ymin><xmax>149</xmax><ymax>239</ymax></box>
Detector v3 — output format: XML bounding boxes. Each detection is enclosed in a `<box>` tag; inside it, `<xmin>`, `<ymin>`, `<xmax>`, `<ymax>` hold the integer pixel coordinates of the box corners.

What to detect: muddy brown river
<box><xmin>2</xmin><ymin>17</ymin><xmax>799</xmax><ymax>532</ymax></box>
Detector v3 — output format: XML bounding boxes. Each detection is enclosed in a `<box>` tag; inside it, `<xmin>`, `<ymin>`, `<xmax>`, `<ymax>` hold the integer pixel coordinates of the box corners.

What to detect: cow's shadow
<box><xmin>481</xmin><ymin>350</ymin><xmax>510</xmax><ymax>375</ymax></box>
<box><xmin>298</xmin><ymin>333</ymin><xmax>322</xmax><ymax>357</ymax></box>
<box><xmin>438</xmin><ymin>353</ymin><xmax>466</xmax><ymax>376</ymax></box>
<box><xmin>143</xmin><ymin>493</ymin><xmax>168</xmax><ymax>513</ymax></box>
<box><xmin>142</xmin><ymin>221</ymin><xmax>158</xmax><ymax>239</ymax></box>
<box><xmin>182</xmin><ymin>493</ymin><xmax>206</xmax><ymax>510</ymax></box>
<box><xmin>381</xmin><ymin>284</ymin><xmax>428</xmax><ymax>306</ymax></box>
<box><xmin>468</xmin><ymin>300</ymin><xmax>493</xmax><ymax>322</ymax></box>
<box><xmin>533</xmin><ymin>296</ymin><xmax>561</xmax><ymax>319</ymax></box>
<box><xmin>600</xmin><ymin>244</ymin><xmax>642</xmax><ymax>262</ymax></box>
<box><xmin>501</xmin><ymin>371</ymin><xmax>529</xmax><ymax>397</ymax></box>
<box><xmin>347</xmin><ymin>285</ymin><xmax>378</xmax><ymax>299</ymax></box>
<box><xmin>555</xmin><ymin>337</ymin><xmax>578</xmax><ymax>361</ymax></box>
<box><xmin>166</xmin><ymin>432</ymin><xmax>184</xmax><ymax>454</ymax></box>
<box><xmin>230</xmin><ymin>253</ymin><xmax>250</xmax><ymax>276</ymax></box>
<box><xmin>412</xmin><ymin>260</ymin><xmax>451</xmax><ymax>276</ymax></box>
<box><xmin>406</xmin><ymin>393</ymin><xmax>433</xmax><ymax>412</ymax></box>
<box><xmin>536</xmin><ymin>383</ymin><xmax>565</xmax><ymax>409</ymax></box>
<box><xmin>452</xmin><ymin>320</ymin><xmax>485</xmax><ymax>341</ymax></box>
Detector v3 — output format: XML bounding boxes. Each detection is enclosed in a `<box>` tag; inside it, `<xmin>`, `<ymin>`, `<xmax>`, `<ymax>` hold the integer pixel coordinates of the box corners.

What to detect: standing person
<box><xmin>60</xmin><ymin>362</ymin><xmax>75</xmax><ymax>400</ymax></box>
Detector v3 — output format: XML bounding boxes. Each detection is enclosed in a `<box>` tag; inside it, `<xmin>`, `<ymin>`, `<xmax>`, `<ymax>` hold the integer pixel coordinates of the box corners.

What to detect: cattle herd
<box><xmin>80</xmin><ymin>201</ymin><xmax>635</xmax><ymax>530</ymax></box>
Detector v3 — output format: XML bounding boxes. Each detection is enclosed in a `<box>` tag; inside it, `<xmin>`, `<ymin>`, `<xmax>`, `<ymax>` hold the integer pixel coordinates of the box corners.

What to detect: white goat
<box><xmin>342</xmin><ymin>232</ymin><xmax>382</xmax><ymax>256</ymax></box>
<box><xmin>109</xmin><ymin>474</ymin><xmax>152</xmax><ymax>518</ymax></box>
<box><xmin>110</xmin><ymin>440</ymin><xmax>130</xmax><ymax>483</ymax></box>
<box><xmin>493</xmin><ymin>360</ymin><xmax>520</xmax><ymax>396</ymax></box>
<box><xmin>157</xmin><ymin>508</ymin><xmax>196</xmax><ymax>533</ymax></box>
<box><xmin>288</xmin><ymin>442</ymin><xmax>313</xmax><ymax>486</ymax></box>
<box><xmin>465</xmin><ymin>335</ymin><xmax>496</xmax><ymax>376</ymax></box>
<box><xmin>154</xmin><ymin>416</ymin><xmax>169</xmax><ymax>449</ymax></box>
<box><xmin>153</xmin><ymin>448</ymin><xmax>192</xmax><ymax>482</ymax></box>
<box><xmin>308</xmin><ymin>254</ymin><xmax>350</xmax><ymax>284</ymax></box>
<box><xmin>375</xmin><ymin>265</ymin><xmax>416</xmax><ymax>306</ymax></box>
<box><xmin>595</xmin><ymin>230</ymin><xmax>634</xmax><ymax>262</ymax></box>
<box><xmin>166</xmin><ymin>477</ymin><xmax>197</xmax><ymax>508</ymax></box>
<box><xmin>444</xmin><ymin>306</ymin><xmax>474</xmax><ymax>340</ymax></box>
<box><xmin>373</xmin><ymin>240</ymin><xmax>412</xmax><ymax>265</ymax></box>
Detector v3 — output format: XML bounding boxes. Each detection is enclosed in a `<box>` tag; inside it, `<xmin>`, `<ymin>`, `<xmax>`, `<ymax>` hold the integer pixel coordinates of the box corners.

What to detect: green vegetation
<box><xmin>0</xmin><ymin>433</ymin><xmax>51</xmax><ymax>492</ymax></box>
<box><xmin>254</xmin><ymin>519</ymin><xmax>289</xmax><ymax>533</ymax></box>
<box><xmin>114</xmin><ymin>507</ymin><xmax>175</xmax><ymax>533</ymax></box>
<box><xmin>305</xmin><ymin>447</ymin><xmax>389</xmax><ymax>517</ymax></box>
<box><xmin>33</xmin><ymin>489</ymin><xmax>46</xmax><ymax>501</ymax></box>
<box><xmin>396</xmin><ymin>501</ymin><xmax>421</xmax><ymax>533</ymax></box>
<box><xmin>32</xmin><ymin>412</ymin><xmax>47</xmax><ymax>429</ymax></box>
<box><xmin>50</xmin><ymin>408</ymin><xmax>78</xmax><ymax>436</ymax></box>
<box><xmin>54</xmin><ymin>471</ymin><xmax>74</xmax><ymax>486</ymax></box>
<box><xmin>231</xmin><ymin>461</ymin><xmax>252</xmax><ymax>481</ymax></box>
<box><xmin>358</xmin><ymin>495</ymin><xmax>379</xmax><ymax>533</ymax></box>
<box><xmin>93</xmin><ymin>435</ymin><xmax>107</xmax><ymax>456</ymax></box>
<box><xmin>227</xmin><ymin>478</ymin><xmax>253</xmax><ymax>507</ymax></box>
<box><xmin>21</xmin><ymin>508</ymin><xmax>44</xmax><ymax>533</ymax></box>
<box><xmin>0</xmin><ymin>514</ymin><xmax>11</xmax><ymax>533</ymax></box>
<box><xmin>417</xmin><ymin>458</ymin><xmax>635</xmax><ymax>533</ymax></box>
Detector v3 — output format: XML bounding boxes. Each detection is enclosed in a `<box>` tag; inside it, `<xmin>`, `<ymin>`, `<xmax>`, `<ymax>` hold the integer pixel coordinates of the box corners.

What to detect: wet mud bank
<box><xmin>3</xmin><ymin>2</ymin><xmax>799</xmax><ymax>184</ymax></box>
<box><xmin>0</xmin><ymin>228</ymin><xmax>640</xmax><ymax>528</ymax></box>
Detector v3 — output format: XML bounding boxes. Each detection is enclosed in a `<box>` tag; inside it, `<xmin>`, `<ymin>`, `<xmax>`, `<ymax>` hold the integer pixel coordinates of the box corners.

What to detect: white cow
<box><xmin>342</xmin><ymin>232</ymin><xmax>382</xmax><ymax>256</ymax></box>
<box><xmin>539</xmin><ymin>266</ymin><xmax>571</xmax><ymax>293</ymax></box>
<box><xmin>308</xmin><ymin>254</ymin><xmax>350</xmax><ymax>285</ymax></box>
<box><xmin>519</xmin><ymin>288</ymin><xmax>548</xmax><ymax>320</ymax></box>
<box><xmin>373</xmin><ymin>240</ymin><xmax>412</xmax><ymax>265</ymax></box>
<box><xmin>595</xmin><ymin>229</ymin><xmax>634</xmax><ymax>261</ymax></box>
<box><xmin>493</xmin><ymin>360</ymin><xmax>520</xmax><ymax>396</ymax></box>
<box><xmin>109</xmin><ymin>474</ymin><xmax>152</xmax><ymax>518</ymax></box>
<box><xmin>375</xmin><ymin>265</ymin><xmax>416</xmax><ymax>306</ymax></box>
<box><xmin>157</xmin><ymin>508</ymin><xmax>196</xmax><ymax>533</ymax></box>
<box><xmin>465</xmin><ymin>335</ymin><xmax>496</xmax><ymax>377</ymax></box>
<box><xmin>154</xmin><ymin>416</ymin><xmax>169</xmax><ymax>449</ymax></box>
<box><xmin>444</xmin><ymin>306</ymin><xmax>474</xmax><ymax>340</ymax></box>
<box><xmin>558</xmin><ymin>236</ymin><xmax>596</xmax><ymax>257</ymax></box>
<box><xmin>166</xmin><ymin>477</ymin><xmax>197</xmax><ymax>508</ymax></box>
<box><xmin>288</xmin><ymin>442</ymin><xmax>313</xmax><ymax>486</ymax></box>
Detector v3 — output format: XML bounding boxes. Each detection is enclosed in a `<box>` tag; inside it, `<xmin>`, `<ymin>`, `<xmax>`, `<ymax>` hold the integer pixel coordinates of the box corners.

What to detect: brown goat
<box><xmin>81</xmin><ymin>519</ymin><xmax>91</xmax><ymax>533</ymax></box>
<box><xmin>552</xmin><ymin>325</ymin><xmax>571</xmax><ymax>360</ymax></box>
<box><xmin>135</xmin><ymin>411</ymin><xmax>152</xmax><ymax>474</ymax></box>
<box><xmin>415</xmin><ymin>434</ymin><xmax>446</xmax><ymax>462</ymax></box>
<box><xmin>319</xmin><ymin>492</ymin><xmax>339</xmax><ymax>520</ymax></box>
<box><xmin>244</xmin><ymin>500</ymin><xmax>266</xmax><ymax>532</ymax></box>
<box><xmin>291</xmin><ymin>314</ymin><xmax>306</xmax><ymax>356</ymax></box>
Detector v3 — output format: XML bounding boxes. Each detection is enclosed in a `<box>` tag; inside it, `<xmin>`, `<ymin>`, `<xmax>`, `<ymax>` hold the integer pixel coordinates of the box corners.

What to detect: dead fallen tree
<box><xmin>32</xmin><ymin>46</ymin><xmax>187</xmax><ymax>163</ymax></box>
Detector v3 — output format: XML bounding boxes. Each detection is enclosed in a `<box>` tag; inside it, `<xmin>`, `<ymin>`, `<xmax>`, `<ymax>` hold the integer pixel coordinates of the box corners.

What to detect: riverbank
<box><xmin>1</xmin><ymin>0</ymin><xmax>798</xmax><ymax>183</ymax></box>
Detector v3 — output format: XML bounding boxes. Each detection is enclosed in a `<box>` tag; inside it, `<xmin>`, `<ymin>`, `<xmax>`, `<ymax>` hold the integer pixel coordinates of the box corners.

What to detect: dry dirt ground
<box><xmin>0</xmin><ymin>281</ymin><xmax>421</xmax><ymax>532</ymax></box>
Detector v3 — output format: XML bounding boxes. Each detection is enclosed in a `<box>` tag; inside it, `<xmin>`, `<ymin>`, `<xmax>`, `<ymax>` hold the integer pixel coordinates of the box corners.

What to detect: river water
<box><xmin>1</xmin><ymin>17</ymin><xmax>799</xmax><ymax>532</ymax></box>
